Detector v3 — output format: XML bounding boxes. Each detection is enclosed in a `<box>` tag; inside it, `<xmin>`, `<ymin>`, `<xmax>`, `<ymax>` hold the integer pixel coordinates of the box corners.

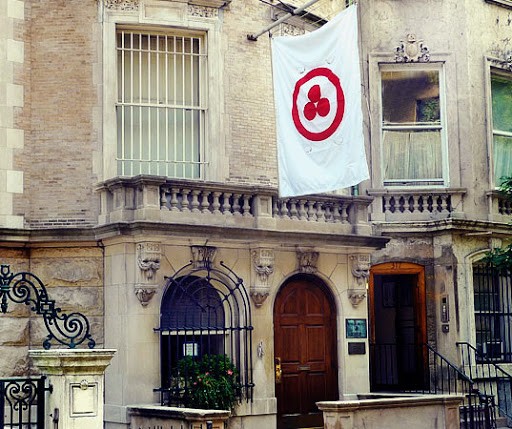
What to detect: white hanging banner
<box><xmin>271</xmin><ymin>5</ymin><xmax>369</xmax><ymax>198</ymax></box>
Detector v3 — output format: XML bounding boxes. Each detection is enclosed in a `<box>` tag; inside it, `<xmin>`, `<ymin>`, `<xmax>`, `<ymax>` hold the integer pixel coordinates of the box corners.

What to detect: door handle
<box><xmin>275</xmin><ymin>357</ymin><xmax>282</xmax><ymax>384</ymax></box>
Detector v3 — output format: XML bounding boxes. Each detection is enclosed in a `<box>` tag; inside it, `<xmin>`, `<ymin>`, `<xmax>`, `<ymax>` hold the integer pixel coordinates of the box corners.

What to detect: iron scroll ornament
<box><xmin>0</xmin><ymin>264</ymin><xmax>96</xmax><ymax>349</ymax></box>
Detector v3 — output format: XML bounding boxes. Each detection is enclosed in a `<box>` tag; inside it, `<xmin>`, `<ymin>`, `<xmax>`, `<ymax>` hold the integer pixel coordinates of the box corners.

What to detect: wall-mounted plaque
<box><xmin>348</xmin><ymin>342</ymin><xmax>366</xmax><ymax>355</ymax></box>
<box><xmin>346</xmin><ymin>318</ymin><xmax>367</xmax><ymax>339</ymax></box>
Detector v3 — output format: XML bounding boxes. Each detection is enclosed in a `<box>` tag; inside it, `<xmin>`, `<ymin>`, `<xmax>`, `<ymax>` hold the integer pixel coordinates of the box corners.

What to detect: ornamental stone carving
<box><xmin>188</xmin><ymin>4</ymin><xmax>219</xmax><ymax>18</ymax></box>
<box><xmin>135</xmin><ymin>242</ymin><xmax>161</xmax><ymax>306</ymax></box>
<box><xmin>191</xmin><ymin>245</ymin><xmax>217</xmax><ymax>268</ymax></box>
<box><xmin>104</xmin><ymin>0</ymin><xmax>139</xmax><ymax>11</ymax></box>
<box><xmin>250</xmin><ymin>248</ymin><xmax>275</xmax><ymax>307</ymax></box>
<box><xmin>350</xmin><ymin>254</ymin><xmax>370</xmax><ymax>287</ymax></box>
<box><xmin>297</xmin><ymin>249</ymin><xmax>319</xmax><ymax>274</ymax></box>
<box><xmin>395</xmin><ymin>34</ymin><xmax>430</xmax><ymax>63</ymax></box>
<box><xmin>348</xmin><ymin>289</ymin><xmax>367</xmax><ymax>307</ymax></box>
<box><xmin>137</xmin><ymin>242</ymin><xmax>161</xmax><ymax>281</ymax></box>
<box><xmin>134</xmin><ymin>286</ymin><xmax>158</xmax><ymax>307</ymax></box>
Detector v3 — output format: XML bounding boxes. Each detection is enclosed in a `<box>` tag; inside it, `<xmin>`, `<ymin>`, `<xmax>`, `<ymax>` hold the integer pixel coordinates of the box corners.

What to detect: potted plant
<box><xmin>176</xmin><ymin>354</ymin><xmax>241</xmax><ymax>410</ymax></box>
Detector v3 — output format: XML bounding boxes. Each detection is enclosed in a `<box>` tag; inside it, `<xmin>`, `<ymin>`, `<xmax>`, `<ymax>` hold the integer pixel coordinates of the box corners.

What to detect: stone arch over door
<box><xmin>273</xmin><ymin>274</ymin><xmax>338</xmax><ymax>429</ymax></box>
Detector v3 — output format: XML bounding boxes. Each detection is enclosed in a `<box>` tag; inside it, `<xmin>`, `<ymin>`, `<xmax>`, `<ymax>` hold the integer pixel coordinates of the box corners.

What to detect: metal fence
<box><xmin>0</xmin><ymin>377</ymin><xmax>50</xmax><ymax>429</ymax></box>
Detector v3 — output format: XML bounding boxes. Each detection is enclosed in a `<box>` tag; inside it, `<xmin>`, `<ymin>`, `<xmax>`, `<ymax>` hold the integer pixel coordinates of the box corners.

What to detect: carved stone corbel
<box><xmin>348</xmin><ymin>289</ymin><xmax>367</xmax><ymax>308</ymax></box>
<box><xmin>134</xmin><ymin>285</ymin><xmax>158</xmax><ymax>307</ymax></box>
<box><xmin>297</xmin><ymin>248</ymin><xmax>319</xmax><ymax>274</ymax></box>
<box><xmin>250</xmin><ymin>248</ymin><xmax>275</xmax><ymax>307</ymax></box>
<box><xmin>135</xmin><ymin>242</ymin><xmax>161</xmax><ymax>306</ymax></box>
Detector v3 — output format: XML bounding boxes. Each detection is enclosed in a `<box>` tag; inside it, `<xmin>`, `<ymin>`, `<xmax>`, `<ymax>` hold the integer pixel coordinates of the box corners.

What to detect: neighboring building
<box><xmin>0</xmin><ymin>1</ymin><xmax>511</xmax><ymax>429</ymax></box>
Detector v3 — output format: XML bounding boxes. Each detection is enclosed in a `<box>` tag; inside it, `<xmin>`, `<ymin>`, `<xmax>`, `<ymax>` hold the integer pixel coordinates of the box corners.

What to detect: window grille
<box><xmin>473</xmin><ymin>264</ymin><xmax>512</xmax><ymax>362</ymax></box>
<box><xmin>116</xmin><ymin>30</ymin><xmax>207</xmax><ymax>178</ymax></box>
<box><xmin>155</xmin><ymin>260</ymin><xmax>254</xmax><ymax>407</ymax></box>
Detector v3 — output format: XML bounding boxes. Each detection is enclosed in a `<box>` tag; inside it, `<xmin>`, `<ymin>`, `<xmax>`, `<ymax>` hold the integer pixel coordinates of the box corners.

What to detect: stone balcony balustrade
<box><xmin>487</xmin><ymin>190</ymin><xmax>512</xmax><ymax>224</ymax></box>
<box><xmin>96</xmin><ymin>176</ymin><xmax>374</xmax><ymax>236</ymax></box>
<box><xmin>367</xmin><ymin>188</ymin><xmax>467</xmax><ymax>222</ymax></box>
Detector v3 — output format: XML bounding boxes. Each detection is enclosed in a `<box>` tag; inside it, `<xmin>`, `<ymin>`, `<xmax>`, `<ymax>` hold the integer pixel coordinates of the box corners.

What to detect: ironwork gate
<box><xmin>0</xmin><ymin>376</ymin><xmax>51</xmax><ymax>429</ymax></box>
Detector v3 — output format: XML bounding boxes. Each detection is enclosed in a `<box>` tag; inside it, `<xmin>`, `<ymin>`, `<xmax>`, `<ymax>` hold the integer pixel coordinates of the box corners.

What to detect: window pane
<box><xmin>383</xmin><ymin>129</ymin><xmax>442</xmax><ymax>181</ymax></box>
<box><xmin>494</xmin><ymin>134</ymin><xmax>512</xmax><ymax>187</ymax></box>
<box><xmin>491</xmin><ymin>74</ymin><xmax>512</xmax><ymax>133</ymax></box>
<box><xmin>382</xmin><ymin>70</ymin><xmax>440</xmax><ymax>125</ymax></box>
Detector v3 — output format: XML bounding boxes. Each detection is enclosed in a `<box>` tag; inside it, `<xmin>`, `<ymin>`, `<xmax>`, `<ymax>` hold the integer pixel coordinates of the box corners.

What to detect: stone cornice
<box><xmin>29</xmin><ymin>349</ymin><xmax>116</xmax><ymax>375</ymax></box>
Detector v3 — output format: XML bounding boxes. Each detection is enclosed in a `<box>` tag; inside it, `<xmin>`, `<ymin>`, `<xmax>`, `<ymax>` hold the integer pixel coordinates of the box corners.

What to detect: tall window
<box><xmin>116</xmin><ymin>30</ymin><xmax>206</xmax><ymax>178</ymax></box>
<box><xmin>473</xmin><ymin>264</ymin><xmax>512</xmax><ymax>362</ymax></box>
<box><xmin>381</xmin><ymin>67</ymin><xmax>445</xmax><ymax>186</ymax></box>
<box><xmin>491</xmin><ymin>72</ymin><xmax>512</xmax><ymax>187</ymax></box>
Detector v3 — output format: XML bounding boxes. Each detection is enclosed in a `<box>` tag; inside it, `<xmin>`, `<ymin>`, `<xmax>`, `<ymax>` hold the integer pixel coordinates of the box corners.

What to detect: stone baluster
<box><xmin>181</xmin><ymin>188</ymin><xmax>191</xmax><ymax>212</ymax></box>
<box><xmin>222</xmin><ymin>192</ymin><xmax>233</xmax><ymax>216</ymax></box>
<box><xmin>212</xmin><ymin>192</ymin><xmax>221</xmax><ymax>214</ymax></box>
<box><xmin>298</xmin><ymin>199</ymin><xmax>307</xmax><ymax>220</ymax></box>
<box><xmin>341</xmin><ymin>203</ymin><xmax>349</xmax><ymax>223</ymax></box>
<box><xmin>170</xmin><ymin>187</ymin><xmax>180</xmax><ymax>211</ymax></box>
<box><xmin>307</xmin><ymin>201</ymin><xmax>316</xmax><ymax>221</ymax></box>
<box><xmin>160</xmin><ymin>186</ymin><xmax>169</xmax><ymax>210</ymax></box>
<box><xmin>242</xmin><ymin>195</ymin><xmax>252</xmax><ymax>217</ymax></box>
<box><xmin>289</xmin><ymin>199</ymin><xmax>298</xmax><ymax>220</ymax></box>
<box><xmin>413</xmin><ymin>195</ymin><xmax>420</xmax><ymax>213</ymax></box>
<box><xmin>333</xmin><ymin>202</ymin><xmax>341</xmax><ymax>223</ymax></box>
<box><xmin>190</xmin><ymin>189</ymin><xmax>201</xmax><ymax>213</ymax></box>
<box><xmin>200</xmin><ymin>190</ymin><xmax>210</xmax><ymax>213</ymax></box>
<box><xmin>316</xmin><ymin>202</ymin><xmax>325</xmax><ymax>222</ymax></box>
<box><xmin>232</xmin><ymin>193</ymin><xmax>242</xmax><ymax>216</ymax></box>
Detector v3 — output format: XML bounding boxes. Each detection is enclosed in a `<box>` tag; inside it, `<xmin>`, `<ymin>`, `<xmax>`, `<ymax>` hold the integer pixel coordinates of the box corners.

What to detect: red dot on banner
<box><xmin>317</xmin><ymin>98</ymin><xmax>330</xmax><ymax>117</ymax></box>
<box><xmin>304</xmin><ymin>102</ymin><xmax>317</xmax><ymax>121</ymax></box>
<box><xmin>308</xmin><ymin>85</ymin><xmax>321</xmax><ymax>103</ymax></box>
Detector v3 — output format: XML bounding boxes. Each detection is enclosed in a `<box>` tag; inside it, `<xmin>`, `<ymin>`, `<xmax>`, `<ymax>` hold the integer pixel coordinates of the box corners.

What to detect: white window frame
<box><xmin>101</xmin><ymin>3</ymin><xmax>226</xmax><ymax>182</ymax></box>
<box><xmin>377</xmin><ymin>62</ymin><xmax>449</xmax><ymax>188</ymax></box>
<box><xmin>485</xmin><ymin>60</ymin><xmax>512</xmax><ymax>189</ymax></box>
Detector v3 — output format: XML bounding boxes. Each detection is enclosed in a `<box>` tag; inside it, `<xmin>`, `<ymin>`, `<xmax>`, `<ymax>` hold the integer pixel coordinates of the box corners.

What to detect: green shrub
<box><xmin>176</xmin><ymin>354</ymin><xmax>240</xmax><ymax>410</ymax></box>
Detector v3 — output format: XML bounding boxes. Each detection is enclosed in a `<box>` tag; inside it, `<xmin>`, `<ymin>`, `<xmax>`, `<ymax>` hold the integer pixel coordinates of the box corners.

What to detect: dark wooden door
<box><xmin>369</xmin><ymin>263</ymin><xmax>427</xmax><ymax>392</ymax></box>
<box><xmin>274</xmin><ymin>279</ymin><xmax>338</xmax><ymax>429</ymax></box>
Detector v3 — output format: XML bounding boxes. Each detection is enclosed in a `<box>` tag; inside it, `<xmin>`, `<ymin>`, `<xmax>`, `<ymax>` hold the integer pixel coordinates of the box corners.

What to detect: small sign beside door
<box><xmin>345</xmin><ymin>318</ymin><xmax>367</xmax><ymax>339</ymax></box>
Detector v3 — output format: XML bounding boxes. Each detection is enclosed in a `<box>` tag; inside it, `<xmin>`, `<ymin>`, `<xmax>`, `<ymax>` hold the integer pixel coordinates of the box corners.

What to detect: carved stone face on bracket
<box><xmin>137</xmin><ymin>242</ymin><xmax>161</xmax><ymax>281</ymax></box>
<box><xmin>350</xmin><ymin>254</ymin><xmax>370</xmax><ymax>286</ymax></box>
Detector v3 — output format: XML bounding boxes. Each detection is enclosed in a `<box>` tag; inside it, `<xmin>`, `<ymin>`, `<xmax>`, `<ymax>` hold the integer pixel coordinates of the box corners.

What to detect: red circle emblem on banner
<box><xmin>292</xmin><ymin>67</ymin><xmax>345</xmax><ymax>142</ymax></box>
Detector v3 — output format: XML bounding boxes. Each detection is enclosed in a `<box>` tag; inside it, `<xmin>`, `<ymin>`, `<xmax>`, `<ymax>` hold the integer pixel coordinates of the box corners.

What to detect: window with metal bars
<box><xmin>155</xmin><ymin>262</ymin><xmax>254</xmax><ymax>407</ymax></box>
<box><xmin>116</xmin><ymin>29</ymin><xmax>207</xmax><ymax>179</ymax></box>
<box><xmin>473</xmin><ymin>264</ymin><xmax>512</xmax><ymax>362</ymax></box>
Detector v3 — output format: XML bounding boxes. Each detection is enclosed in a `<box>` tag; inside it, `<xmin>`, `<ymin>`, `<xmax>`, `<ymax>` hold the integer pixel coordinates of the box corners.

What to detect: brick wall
<box><xmin>16</xmin><ymin>0</ymin><xmax>101</xmax><ymax>228</ymax></box>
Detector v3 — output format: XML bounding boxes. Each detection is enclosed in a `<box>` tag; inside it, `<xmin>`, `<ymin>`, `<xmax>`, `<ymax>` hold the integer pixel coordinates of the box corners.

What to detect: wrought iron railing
<box><xmin>458</xmin><ymin>341</ymin><xmax>512</xmax><ymax>423</ymax></box>
<box><xmin>0</xmin><ymin>377</ymin><xmax>52</xmax><ymax>429</ymax></box>
<box><xmin>0</xmin><ymin>264</ymin><xmax>96</xmax><ymax>349</ymax></box>
<box><xmin>370</xmin><ymin>343</ymin><xmax>496</xmax><ymax>429</ymax></box>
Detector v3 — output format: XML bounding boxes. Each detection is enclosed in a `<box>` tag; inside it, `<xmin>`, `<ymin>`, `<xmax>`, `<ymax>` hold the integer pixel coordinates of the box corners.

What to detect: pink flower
<box><xmin>227</xmin><ymin>369</ymin><xmax>233</xmax><ymax>376</ymax></box>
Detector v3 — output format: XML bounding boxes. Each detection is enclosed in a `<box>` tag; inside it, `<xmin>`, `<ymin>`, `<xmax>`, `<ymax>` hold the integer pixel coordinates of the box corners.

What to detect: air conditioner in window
<box><xmin>482</xmin><ymin>340</ymin><xmax>504</xmax><ymax>361</ymax></box>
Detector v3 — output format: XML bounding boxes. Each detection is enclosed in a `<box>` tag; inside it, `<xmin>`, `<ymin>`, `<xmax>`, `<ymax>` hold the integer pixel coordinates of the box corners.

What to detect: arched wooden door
<box><xmin>274</xmin><ymin>277</ymin><xmax>338</xmax><ymax>429</ymax></box>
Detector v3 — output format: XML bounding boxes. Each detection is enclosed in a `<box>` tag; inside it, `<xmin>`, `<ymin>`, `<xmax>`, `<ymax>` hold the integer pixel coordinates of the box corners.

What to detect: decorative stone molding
<box><xmin>188</xmin><ymin>4</ymin><xmax>219</xmax><ymax>18</ymax></box>
<box><xmin>297</xmin><ymin>249</ymin><xmax>319</xmax><ymax>274</ymax></box>
<box><xmin>395</xmin><ymin>34</ymin><xmax>430</xmax><ymax>63</ymax></box>
<box><xmin>250</xmin><ymin>248</ymin><xmax>275</xmax><ymax>307</ymax></box>
<box><xmin>104</xmin><ymin>0</ymin><xmax>139</xmax><ymax>11</ymax></box>
<box><xmin>191</xmin><ymin>245</ymin><xmax>217</xmax><ymax>268</ymax></box>
<box><xmin>348</xmin><ymin>289</ymin><xmax>367</xmax><ymax>307</ymax></box>
<box><xmin>137</xmin><ymin>242</ymin><xmax>161</xmax><ymax>281</ymax></box>
<box><xmin>350</xmin><ymin>254</ymin><xmax>370</xmax><ymax>287</ymax></box>
<box><xmin>489</xmin><ymin>50</ymin><xmax>512</xmax><ymax>72</ymax></box>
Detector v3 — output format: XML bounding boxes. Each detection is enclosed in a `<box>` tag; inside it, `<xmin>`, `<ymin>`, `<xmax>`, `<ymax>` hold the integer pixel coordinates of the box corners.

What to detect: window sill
<box><xmin>485</xmin><ymin>0</ymin><xmax>512</xmax><ymax>9</ymax></box>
